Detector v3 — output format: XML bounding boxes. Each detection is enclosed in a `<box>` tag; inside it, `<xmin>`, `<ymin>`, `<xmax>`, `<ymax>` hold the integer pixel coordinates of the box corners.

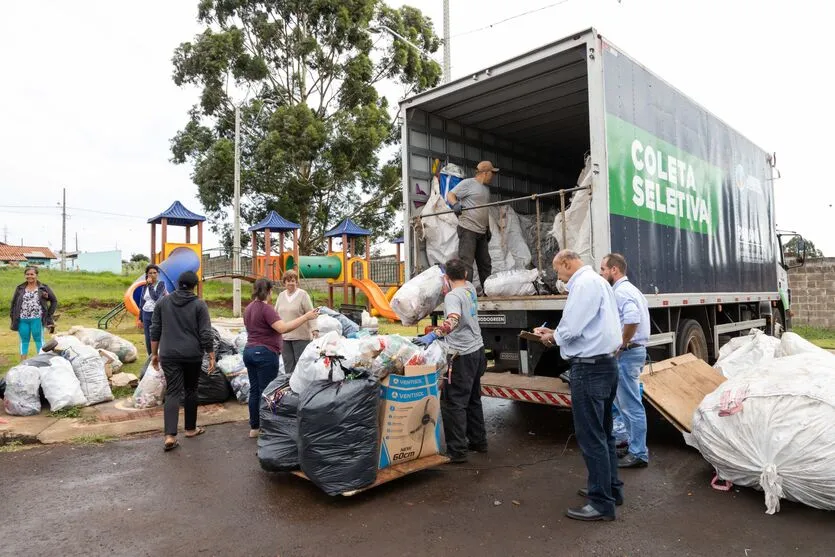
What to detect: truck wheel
<box><xmin>770</xmin><ymin>309</ymin><xmax>784</xmax><ymax>338</ymax></box>
<box><xmin>676</xmin><ymin>319</ymin><xmax>709</xmax><ymax>362</ymax></box>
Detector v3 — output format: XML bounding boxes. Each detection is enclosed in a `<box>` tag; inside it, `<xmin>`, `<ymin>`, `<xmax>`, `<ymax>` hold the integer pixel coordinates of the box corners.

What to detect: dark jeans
<box><xmin>281</xmin><ymin>339</ymin><xmax>310</xmax><ymax>376</ymax></box>
<box><xmin>441</xmin><ymin>349</ymin><xmax>487</xmax><ymax>458</ymax></box>
<box><xmin>162</xmin><ymin>358</ymin><xmax>201</xmax><ymax>436</ymax></box>
<box><xmin>141</xmin><ymin>310</ymin><xmax>154</xmax><ymax>356</ymax></box>
<box><xmin>570</xmin><ymin>356</ymin><xmax>623</xmax><ymax>516</ymax></box>
<box><xmin>243</xmin><ymin>345</ymin><xmax>280</xmax><ymax>429</ymax></box>
<box><xmin>457</xmin><ymin>226</ymin><xmax>492</xmax><ymax>286</ymax></box>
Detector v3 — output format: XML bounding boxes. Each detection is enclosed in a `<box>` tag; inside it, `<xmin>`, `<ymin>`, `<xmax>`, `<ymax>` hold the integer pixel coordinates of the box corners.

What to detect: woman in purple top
<box><xmin>243</xmin><ymin>278</ymin><xmax>318</xmax><ymax>438</ymax></box>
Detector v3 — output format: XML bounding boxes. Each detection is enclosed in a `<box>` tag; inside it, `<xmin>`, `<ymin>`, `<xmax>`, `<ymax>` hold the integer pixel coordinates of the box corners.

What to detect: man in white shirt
<box><xmin>534</xmin><ymin>250</ymin><xmax>623</xmax><ymax>521</ymax></box>
<box><xmin>600</xmin><ymin>253</ymin><xmax>650</xmax><ymax>468</ymax></box>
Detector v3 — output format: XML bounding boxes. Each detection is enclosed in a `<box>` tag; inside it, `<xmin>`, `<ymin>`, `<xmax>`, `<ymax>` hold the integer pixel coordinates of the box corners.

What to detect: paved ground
<box><xmin>1</xmin><ymin>399</ymin><xmax>833</xmax><ymax>557</ymax></box>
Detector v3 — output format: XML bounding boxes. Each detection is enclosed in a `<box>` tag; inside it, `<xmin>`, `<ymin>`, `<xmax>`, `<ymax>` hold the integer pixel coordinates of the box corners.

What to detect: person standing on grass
<box><xmin>150</xmin><ymin>271</ymin><xmax>214</xmax><ymax>452</ymax></box>
<box><xmin>274</xmin><ymin>270</ymin><xmax>314</xmax><ymax>375</ymax></box>
<box><xmin>244</xmin><ymin>278</ymin><xmax>318</xmax><ymax>438</ymax></box>
<box><xmin>139</xmin><ymin>264</ymin><xmax>167</xmax><ymax>356</ymax></box>
<box><xmin>10</xmin><ymin>266</ymin><xmax>58</xmax><ymax>361</ymax></box>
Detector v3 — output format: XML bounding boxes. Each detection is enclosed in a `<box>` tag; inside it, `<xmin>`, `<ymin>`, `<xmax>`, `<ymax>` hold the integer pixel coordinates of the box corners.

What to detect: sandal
<box><xmin>163</xmin><ymin>439</ymin><xmax>180</xmax><ymax>452</ymax></box>
<box><xmin>185</xmin><ymin>426</ymin><xmax>206</xmax><ymax>438</ymax></box>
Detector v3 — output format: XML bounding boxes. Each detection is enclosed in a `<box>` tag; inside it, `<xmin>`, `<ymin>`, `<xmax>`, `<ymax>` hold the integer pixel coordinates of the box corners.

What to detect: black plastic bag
<box><xmin>0</xmin><ymin>377</ymin><xmax>6</xmax><ymax>399</ymax></box>
<box><xmin>213</xmin><ymin>327</ymin><xmax>237</xmax><ymax>358</ymax></box>
<box><xmin>298</xmin><ymin>364</ymin><xmax>380</xmax><ymax>496</ymax></box>
<box><xmin>197</xmin><ymin>364</ymin><xmax>232</xmax><ymax>405</ymax></box>
<box><xmin>257</xmin><ymin>374</ymin><xmax>301</xmax><ymax>472</ymax></box>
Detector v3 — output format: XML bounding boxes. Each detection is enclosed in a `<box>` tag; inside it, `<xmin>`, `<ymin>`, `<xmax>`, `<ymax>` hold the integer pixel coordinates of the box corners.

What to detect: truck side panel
<box><xmin>602</xmin><ymin>41</ymin><xmax>777</xmax><ymax>295</ymax></box>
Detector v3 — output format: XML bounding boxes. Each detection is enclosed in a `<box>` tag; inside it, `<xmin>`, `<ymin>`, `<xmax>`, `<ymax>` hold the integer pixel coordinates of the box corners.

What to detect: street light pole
<box><xmin>232</xmin><ymin>105</ymin><xmax>242</xmax><ymax>317</ymax></box>
<box><xmin>443</xmin><ymin>0</ymin><xmax>451</xmax><ymax>83</ymax></box>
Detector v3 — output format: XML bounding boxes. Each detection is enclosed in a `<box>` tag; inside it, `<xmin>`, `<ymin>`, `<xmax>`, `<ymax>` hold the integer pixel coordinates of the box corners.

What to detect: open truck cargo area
<box><xmin>401</xmin><ymin>29</ymin><xmax>803</xmax><ymax>406</ymax></box>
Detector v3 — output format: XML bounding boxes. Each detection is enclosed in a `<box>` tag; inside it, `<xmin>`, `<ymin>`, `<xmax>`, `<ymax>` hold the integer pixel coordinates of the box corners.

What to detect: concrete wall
<box><xmin>787</xmin><ymin>257</ymin><xmax>835</xmax><ymax>328</ymax></box>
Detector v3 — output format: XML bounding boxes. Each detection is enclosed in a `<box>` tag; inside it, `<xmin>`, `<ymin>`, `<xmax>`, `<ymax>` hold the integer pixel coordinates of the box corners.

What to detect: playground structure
<box><xmin>122</xmin><ymin>201</ymin><xmax>205</xmax><ymax>320</ymax></box>
<box><xmin>244</xmin><ymin>213</ymin><xmax>403</xmax><ymax>320</ymax></box>
<box><xmin>102</xmin><ymin>205</ymin><xmax>404</xmax><ymax>328</ymax></box>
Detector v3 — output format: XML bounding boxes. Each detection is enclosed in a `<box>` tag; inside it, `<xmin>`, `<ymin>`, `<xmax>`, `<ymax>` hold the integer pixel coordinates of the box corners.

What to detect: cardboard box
<box><xmin>378</xmin><ymin>364</ymin><xmax>443</xmax><ymax>469</ymax></box>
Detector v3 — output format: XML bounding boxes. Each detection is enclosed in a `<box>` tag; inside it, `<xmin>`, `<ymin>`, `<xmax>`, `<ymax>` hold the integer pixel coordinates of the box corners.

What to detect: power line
<box><xmin>450</xmin><ymin>1</ymin><xmax>571</xmax><ymax>39</ymax></box>
<box><xmin>0</xmin><ymin>204</ymin><xmax>146</xmax><ymax>219</ymax></box>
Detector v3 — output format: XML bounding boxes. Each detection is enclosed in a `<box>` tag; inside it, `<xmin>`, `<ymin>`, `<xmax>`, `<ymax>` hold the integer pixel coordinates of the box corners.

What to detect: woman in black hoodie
<box><xmin>150</xmin><ymin>271</ymin><xmax>215</xmax><ymax>451</ymax></box>
<box><xmin>10</xmin><ymin>266</ymin><xmax>58</xmax><ymax>361</ymax></box>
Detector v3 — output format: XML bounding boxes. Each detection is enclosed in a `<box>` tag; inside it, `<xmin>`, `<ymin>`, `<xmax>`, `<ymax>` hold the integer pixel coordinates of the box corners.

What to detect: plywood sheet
<box><xmin>292</xmin><ymin>454</ymin><xmax>450</xmax><ymax>496</ymax></box>
<box><xmin>640</xmin><ymin>353</ymin><xmax>726</xmax><ymax>433</ymax></box>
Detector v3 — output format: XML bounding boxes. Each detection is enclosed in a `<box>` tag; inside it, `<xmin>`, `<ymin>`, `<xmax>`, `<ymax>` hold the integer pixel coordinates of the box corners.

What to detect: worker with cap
<box><xmin>446</xmin><ymin>161</ymin><xmax>499</xmax><ymax>288</ymax></box>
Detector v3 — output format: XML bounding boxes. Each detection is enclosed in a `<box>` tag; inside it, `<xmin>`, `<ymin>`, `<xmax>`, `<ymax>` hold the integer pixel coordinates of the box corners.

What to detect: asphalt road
<box><xmin>1</xmin><ymin>399</ymin><xmax>833</xmax><ymax>557</ymax></box>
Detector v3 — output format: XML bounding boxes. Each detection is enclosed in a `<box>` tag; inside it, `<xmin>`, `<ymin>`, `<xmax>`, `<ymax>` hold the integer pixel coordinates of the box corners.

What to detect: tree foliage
<box><xmin>784</xmin><ymin>236</ymin><xmax>823</xmax><ymax>258</ymax></box>
<box><xmin>171</xmin><ymin>0</ymin><xmax>441</xmax><ymax>253</ymax></box>
<box><xmin>130</xmin><ymin>253</ymin><xmax>150</xmax><ymax>263</ymax></box>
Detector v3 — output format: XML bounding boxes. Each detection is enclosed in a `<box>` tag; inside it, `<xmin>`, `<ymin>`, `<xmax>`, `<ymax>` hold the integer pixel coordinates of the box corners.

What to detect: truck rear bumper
<box><xmin>481</xmin><ymin>371</ymin><xmax>572</xmax><ymax>408</ymax></box>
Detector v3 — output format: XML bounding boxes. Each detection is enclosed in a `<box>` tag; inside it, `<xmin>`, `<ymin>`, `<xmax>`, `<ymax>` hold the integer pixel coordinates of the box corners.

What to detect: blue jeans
<box><xmin>570</xmin><ymin>356</ymin><xmax>623</xmax><ymax>516</ymax></box>
<box><xmin>616</xmin><ymin>347</ymin><xmax>649</xmax><ymax>462</ymax></box>
<box><xmin>141</xmin><ymin>310</ymin><xmax>154</xmax><ymax>356</ymax></box>
<box><xmin>18</xmin><ymin>317</ymin><xmax>44</xmax><ymax>357</ymax></box>
<box><xmin>243</xmin><ymin>346</ymin><xmax>280</xmax><ymax>429</ymax></box>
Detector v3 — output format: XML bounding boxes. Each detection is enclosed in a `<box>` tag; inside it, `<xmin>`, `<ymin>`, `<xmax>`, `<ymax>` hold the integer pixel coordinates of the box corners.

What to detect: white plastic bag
<box><xmin>713</xmin><ymin>329</ymin><xmax>781</xmax><ymax>378</ymax></box>
<box><xmin>234</xmin><ymin>330</ymin><xmax>248</xmax><ymax>354</ymax></box>
<box><xmin>690</xmin><ymin>351</ymin><xmax>835</xmax><ymax>513</ymax></box>
<box><xmin>484</xmin><ymin>269</ymin><xmax>540</xmax><ymax>297</ymax></box>
<box><xmin>3</xmin><ymin>365</ymin><xmax>42</xmax><ymax>416</ymax></box>
<box><xmin>551</xmin><ymin>157</ymin><xmax>593</xmax><ymax>264</ymax></box>
<box><xmin>314</xmin><ymin>314</ymin><xmax>342</xmax><ymax>337</ymax></box>
<box><xmin>778</xmin><ymin>332</ymin><xmax>827</xmax><ymax>357</ymax></box>
<box><xmin>68</xmin><ymin>326</ymin><xmax>138</xmax><ymax>363</ymax></box>
<box><xmin>420</xmin><ymin>176</ymin><xmax>459</xmax><ymax>265</ymax></box>
<box><xmin>38</xmin><ymin>355</ymin><xmax>88</xmax><ymax>411</ymax></box>
<box><xmin>98</xmin><ymin>349</ymin><xmax>122</xmax><ymax>377</ymax></box>
<box><xmin>391</xmin><ymin>265</ymin><xmax>448</xmax><ymax>326</ymax></box>
<box><xmin>61</xmin><ymin>344</ymin><xmax>113</xmax><ymax>405</ymax></box>
<box><xmin>290</xmin><ymin>332</ymin><xmax>346</xmax><ymax>394</ymax></box>
<box><xmin>488</xmin><ymin>206</ymin><xmax>532</xmax><ymax>273</ymax></box>
<box><xmin>218</xmin><ymin>353</ymin><xmax>246</xmax><ymax>377</ymax></box>
<box><xmin>132</xmin><ymin>365</ymin><xmax>166</xmax><ymax>409</ymax></box>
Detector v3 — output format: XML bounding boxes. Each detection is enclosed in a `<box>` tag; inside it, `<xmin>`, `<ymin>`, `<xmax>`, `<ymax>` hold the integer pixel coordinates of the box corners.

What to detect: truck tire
<box><xmin>676</xmin><ymin>319</ymin><xmax>709</xmax><ymax>362</ymax></box>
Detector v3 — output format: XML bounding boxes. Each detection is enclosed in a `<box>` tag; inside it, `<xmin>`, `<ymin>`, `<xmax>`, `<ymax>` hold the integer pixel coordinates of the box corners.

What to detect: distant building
<box><xmin>0</xmin><ymin>242</ymin><xmax>57</xmax><ymax>266</ymax></box>
<box><xmin>49</xmin><ymin>250</ymin><xmax>122</xmax><ymax>274</ymax></box>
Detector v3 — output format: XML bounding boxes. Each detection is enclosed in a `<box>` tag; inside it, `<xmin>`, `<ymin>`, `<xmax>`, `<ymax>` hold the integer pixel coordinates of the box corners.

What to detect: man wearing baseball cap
<box><xmin>446</xmin><ymin>161</ymin><xmax>499</xmax><ymax>288</ymax></box>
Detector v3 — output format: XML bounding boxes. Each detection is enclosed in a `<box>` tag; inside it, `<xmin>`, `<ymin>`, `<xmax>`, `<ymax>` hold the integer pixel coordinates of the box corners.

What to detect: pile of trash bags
<box><xmin>4</xmin><ymin>354</ymin><xmax>89</xmax><ymax>415</ymax></box>
<box><xmin>258</xmin><ymin>329</ymin><xmax>446</xmax><ymax>495</ymax></box>
<box><xmin>483</xmin><ymin>269</ymin><xmax>542</xmax><ymax>297</ymax></box>
<box><xmin>66</xmin><ymin>326</ymin><xmax>138</xmax><ymax>363</ymax></box>
<box><xmin>688</xmin><ymin>330</ymin><xmax>835</xmax><ymax>514</ymax></box>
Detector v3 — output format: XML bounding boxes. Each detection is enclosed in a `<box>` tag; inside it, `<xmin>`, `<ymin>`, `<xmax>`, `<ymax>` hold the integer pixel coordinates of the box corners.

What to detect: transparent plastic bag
<box><xmin>3</xmin><ymin>365</ymin><xmax>41</xmax><ymax>416</ymax></box>
<box><xmin>391</xmin><ymin>265</ymin><xmax>448</xmax><ymax>326</ymax></box>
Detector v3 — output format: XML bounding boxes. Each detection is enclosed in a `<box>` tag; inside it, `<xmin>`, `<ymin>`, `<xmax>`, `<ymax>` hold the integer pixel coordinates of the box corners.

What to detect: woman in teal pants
<box><xmin>10</xmin><ymin>266</ymin><xmax>58</xmax><ymax>361</ymax></box>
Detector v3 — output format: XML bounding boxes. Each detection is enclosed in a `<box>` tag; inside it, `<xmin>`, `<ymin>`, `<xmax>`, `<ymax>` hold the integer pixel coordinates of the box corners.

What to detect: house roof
<box><xmin>0</xmin><ymin>244</ymin><xmax>57</xmax><ymax>261</ymax></box>
<box><xmin>147</xmin><ymin>201</ymin><xmax>206</xmax><ymax>226</ymax></box>
<box><xmin>324</xmin><ymin>218</ymin><xmax>371</xmax><ymax>238</ymax></box>
<box><xmin>248</xmin><ymin>211</ymin><xmax>300</xmax><ymax>233</ymax></box>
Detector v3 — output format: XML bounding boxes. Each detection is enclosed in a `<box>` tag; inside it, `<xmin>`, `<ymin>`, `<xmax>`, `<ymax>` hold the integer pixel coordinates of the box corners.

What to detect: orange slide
<box><xmin>350</xmin><ymin>278</ymin><xmax>399</xmax><ymax>321</ymax></box>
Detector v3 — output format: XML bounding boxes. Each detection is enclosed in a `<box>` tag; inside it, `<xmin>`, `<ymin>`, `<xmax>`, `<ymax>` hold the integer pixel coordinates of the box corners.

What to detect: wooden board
<box><xmin>481</xmin><ymin>371</ymin><xmax>571</xmax><ymax>395</ymax></box>
<box><xmin>639</xmin><ymin>353</ymin><xmax>726</xmax><ymax>433</ymax></box>
<box><xmin>292</xmin><ymin>453</ymin><xmax>450</xmax><ymax>496</ymax></box>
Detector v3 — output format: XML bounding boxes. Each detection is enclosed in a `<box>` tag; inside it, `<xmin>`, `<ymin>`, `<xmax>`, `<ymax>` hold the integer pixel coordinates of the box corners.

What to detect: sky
<box><xmin>1</xmin><ymin>0</ymin><xmax>833</xmax><ymax>259</ymax></box>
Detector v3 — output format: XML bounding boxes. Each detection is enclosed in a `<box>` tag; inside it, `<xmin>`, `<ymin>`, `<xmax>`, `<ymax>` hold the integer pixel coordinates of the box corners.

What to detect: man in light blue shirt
<box><xmin>601</xmin><ymin>253</ymin><xmax>650</xmax><ymax>469</ymax></box>
<box><xmin>534</xmin><ymin>250</ymin><xmax>623</xmax><ymax>522</ymax></box>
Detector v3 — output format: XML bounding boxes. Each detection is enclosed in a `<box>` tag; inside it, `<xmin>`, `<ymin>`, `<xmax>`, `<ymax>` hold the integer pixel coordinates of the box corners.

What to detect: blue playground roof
<box><xmin>325</xmin><ymin>218</ymin><xmax>370</xmax><ymax>238</ymax></box>
<box><xmin>148</xmin><ymin>201</ymin><xmax>206</xmax><ymax>226</ymax></box>
<box><xmin>248</xmin><ymin>211</ymin><xmax>300</xmax><ymax>232</ymax></box>
<box><xmin>392</xmin><ymin>237</ymin><xmax>404</xmax><ymax>244</ymax></box>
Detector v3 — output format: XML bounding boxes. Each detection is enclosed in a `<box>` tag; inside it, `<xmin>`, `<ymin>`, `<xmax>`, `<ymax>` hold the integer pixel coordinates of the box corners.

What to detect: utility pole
<box><xmin>61</xmin><ymin>188</ymin><xmax>67</xmax><ymax>271</ymax></box>
<box><xmin>2</xmin><ymin>225</ymin><xmax>7</xmax><ymax>243</ymax></box>
<box><xmin>443</xmin><ymin>0</ymin><xmax>451</xmax><ymax>83</ymax></box>
<box><xmin>232</xmin><ymin>105</ymin><xmax>242</xmax><ymax>317</ymax></box>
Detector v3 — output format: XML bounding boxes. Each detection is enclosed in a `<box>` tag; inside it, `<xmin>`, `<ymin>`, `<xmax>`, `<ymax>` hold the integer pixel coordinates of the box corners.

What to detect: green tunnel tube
<box><xmin>285</xmin><ymin>255</ymin><xmax>343</xmax><ymax>279</ymax></box>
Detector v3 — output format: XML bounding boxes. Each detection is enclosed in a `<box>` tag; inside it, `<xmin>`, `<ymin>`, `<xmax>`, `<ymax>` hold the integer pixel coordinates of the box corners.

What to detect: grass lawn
<box><xmin>0</xmin><ymin>268</ymin><xmax>429</xmax><ymax>377</ymax></box>
<box><xmin>790</xmin><ymin>325</ymin><xmax>835</xmax><ymax>350</ymax></box>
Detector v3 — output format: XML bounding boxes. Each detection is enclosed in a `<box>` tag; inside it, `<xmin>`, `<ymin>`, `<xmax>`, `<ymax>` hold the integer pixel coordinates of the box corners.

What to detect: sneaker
<box><xmin>617</xmin><ymin>453</ymin><xmax>649</xmax><ymax>468</ymax></box>
<box><xmin>447</xmin><ymin>453</ymin><xmax>468</xmax><ymax>464</ymax></box>
<box><xmin>468</xmin><ymin>443</ymin><xmax>488</xmax><ymax>453</ymax></box>
<box><xmin>249</xmin><ymin>429</ymin><xmax>260</xmax><ymax>438</ymax></box>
